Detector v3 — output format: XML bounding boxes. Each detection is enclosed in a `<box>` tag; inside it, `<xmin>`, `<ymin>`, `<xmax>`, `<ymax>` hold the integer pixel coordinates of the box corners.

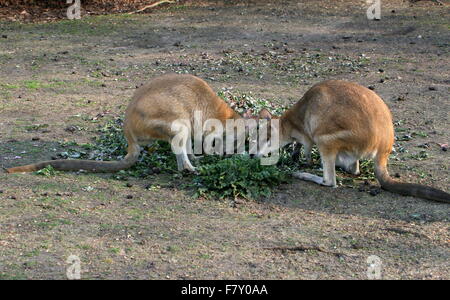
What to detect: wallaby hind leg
<box><xmin>292</xmin><ymin>148</ymin><xmax>337</xmax><ymax>187</ymax></box>
<box><xmin>187</xmin><ymin>137</ymin><xmax>203</xmax><ymax>161</ymax></box>
<box><xmin>170</xmin><ymin>124</ymin><xmax>196</xmax><ymax>172</ymax></box>
<box><xmin>174</xmin><ymin>142</ymin><xmax>195</xmax><ymax>171</ymax></box>
<box><xmin>176</xmin><ymin>153</ymin><xmax>195</xmax><ymax>172</ymax></box>
<box><xmin>321</xmin><ymin>153</ymin><xmax>337</xmax><ymax>187</ymax></box>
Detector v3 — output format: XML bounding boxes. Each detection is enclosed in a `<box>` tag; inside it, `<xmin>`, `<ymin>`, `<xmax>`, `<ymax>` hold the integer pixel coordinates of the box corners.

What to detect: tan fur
<box><xmin>260</xmin><ymin>80</ymin><xmax>450</xmax><ymax>203</ymax></box>
<box><xmin>7</xmin><ymin>74</ymin><xmax>241</xmax><ymax>174</ymax></box>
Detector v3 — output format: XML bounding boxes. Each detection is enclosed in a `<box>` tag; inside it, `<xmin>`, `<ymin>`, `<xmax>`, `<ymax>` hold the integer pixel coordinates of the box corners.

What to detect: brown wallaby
<box><xmin>6</xmin><ymin>74</ymin><xmax>241</xmax><ymax>174</ymax></box>
<box><xmin>257</xmin><ymin>80</ymin><xmax>450</xmax><ymax>203</ymax></box>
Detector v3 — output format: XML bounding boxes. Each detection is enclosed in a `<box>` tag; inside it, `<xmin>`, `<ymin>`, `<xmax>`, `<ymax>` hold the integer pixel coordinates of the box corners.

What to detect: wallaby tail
<box><xmin>375</xmin><ymin>153</ymin><xmax>450</xmax><ymax>204</ymax></box>
<box><xmin>6</xmin><ymin>145</ymin><xmax>141</xmax><ymax>174</ymax></box>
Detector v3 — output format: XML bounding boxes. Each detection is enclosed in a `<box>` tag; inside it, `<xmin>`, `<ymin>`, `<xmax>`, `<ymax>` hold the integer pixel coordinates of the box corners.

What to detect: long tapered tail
<box><xmin>375</xmin><ymin>154</ymin><xmax>450</xmax><ymax>204</ymax></box>
<box><xmin>6</xmin><ymin>147</ymin><xmax>140</xmax><ymax>174</ymax></box>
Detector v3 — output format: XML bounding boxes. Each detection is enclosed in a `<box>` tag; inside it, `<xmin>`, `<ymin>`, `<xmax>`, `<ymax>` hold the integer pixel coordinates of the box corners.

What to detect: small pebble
<box><xmin>126</xmin><ymin>195</ymin><xmax>133</xmax><ymax>199</ymax></box>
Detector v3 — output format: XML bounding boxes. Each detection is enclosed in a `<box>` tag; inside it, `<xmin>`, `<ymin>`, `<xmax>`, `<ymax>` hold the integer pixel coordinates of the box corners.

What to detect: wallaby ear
<box><xmin>259</xmin><ymin>108</ymin><xmax>272</xmax><ymax>120</ymax></box>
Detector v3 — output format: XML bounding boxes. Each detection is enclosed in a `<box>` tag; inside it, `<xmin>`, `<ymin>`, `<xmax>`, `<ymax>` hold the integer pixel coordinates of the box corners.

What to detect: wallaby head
<box><xmin>249</xmin><ymin>108</ymin><xmax>294</xmax><ymax>158</ymax></box>
<box><xmin>258</xmin><ymin>80</ymin><xmax>450</xmax><ymax>204</ymax></box>
<box><xmin>6</xmin><ymin>74</ymin><xmax>241</xmax><ymax>174</ymax></box>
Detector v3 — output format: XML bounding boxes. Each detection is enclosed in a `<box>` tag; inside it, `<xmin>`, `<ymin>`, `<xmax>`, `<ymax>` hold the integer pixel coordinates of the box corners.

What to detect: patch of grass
<box><xmin>407</xmin><ymin>151</ymin><xmax>429</xmax><ymax>161</ymax></box>
<box><xmin>24</xmin><ymin>123</ymin><xmax>49</xmax><ymax>132</ymax></box>
<box><xmin>165</xmin><ymin>4</ymin><xmax>189</xmax><ymax>12</ymax></box>
<box><xmin>23</xmin><ymin>79</ymin><xmax>70</xmax><ymax>90</ymax></box>
<box><xmin>220</xmin><ymin>49</ymin><xmax>371</xmax><ymax>82</ymax></box>
<box><xmin>80</xmin><ymin>78</ymin><xmax>105</xmax><ymax>87</ymax></box>
<box><xmin>0</xmin><ymin>271</ymin><xmax>27</xmax><ymax>280</ymax></box>
<box><xmin>0</xmin><ymin>83</ymin><xmax>20</xmax><ymax>89</ymax></box>
<box><xmin>23</xmin><ymin>248</ymin><xmax>40</xmax><ymax>257</ymax></box>
<box><xmin>0</xmin><ymin>90</ymin><xmax>13</xmax><ymax>101</ymax></box>
<box><xmin>109</xmin><ymin>247</ymin><xmax>121</xmax><ymax>254</ymax></box>
<box><xmin>412</xmin><ymin>131</ymin><xmax>428</xmax><ymax>138</ymax></box>
<box><xmin>23</xmin><ymin>80</ymin><xmax>42</xmax><ymax>89</ymax></box>
<box><xmin>38</xmin><ymin>196</ymin><xmax>70</xmax><ymax>207</ymax></box>
<box><xmin>77</xmin><ymin>244</ymin><xmax>93</xmax><ymax>250</ymax></box>
<box><xmin>166</xmin><ymin>245</ymin><xmax>181</xmax><ymax>253</ymax></box>
<box><xmin>36</xmin><ymin>218</ymin><xmax>73</xmax><ymax>229</ymax></box>
<box><xmin>0</xmin><ymin>53</ymin><xmax>13</xmax><ymax>64</ymax></box>
<box><xmin>34</xmin><ymin>165</ymin><xmax>59</xmax><ymax>177</ymax></box>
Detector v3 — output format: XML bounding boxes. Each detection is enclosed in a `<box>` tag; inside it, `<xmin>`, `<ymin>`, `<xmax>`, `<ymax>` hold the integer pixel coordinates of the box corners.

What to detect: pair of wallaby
<box><xmin>6</xmin><ymin>74</ymin><xmax>450</xmax><ymax>203</ymax></box>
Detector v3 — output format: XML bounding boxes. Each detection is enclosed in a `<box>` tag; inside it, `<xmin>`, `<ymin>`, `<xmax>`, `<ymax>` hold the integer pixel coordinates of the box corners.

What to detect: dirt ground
<box><xmin>0</xmin><ymin>0</ymin><xmax>449</xmax><ymax>280</ymax></box>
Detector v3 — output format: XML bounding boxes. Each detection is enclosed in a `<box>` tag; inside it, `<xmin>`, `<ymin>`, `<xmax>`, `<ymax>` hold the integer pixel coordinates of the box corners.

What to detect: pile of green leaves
<box><xmin>91</xmin><ymin>116</ymin><xmax>291</xmax><ymax>198</ymax></box>
<box><xmin>192</xmin><ymin>154</ymin><xmax>289</xmax><ymax>199</ymax></box>
<box><xmin>218</xmin><ymin>89</ymin><xmax>287</xmax><ymax>116</ymax></box>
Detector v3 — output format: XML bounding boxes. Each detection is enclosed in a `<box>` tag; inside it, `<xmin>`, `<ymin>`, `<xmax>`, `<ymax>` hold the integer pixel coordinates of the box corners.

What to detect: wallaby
<box><xmin>6</xmin><ymin>74</ymin><xmax>241</xmax><ymax>174</ymax></box>
<box><xmin>257</xmin><ymin>80</ymin><xmax>450</xmax><ymax>203</ymax></box>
